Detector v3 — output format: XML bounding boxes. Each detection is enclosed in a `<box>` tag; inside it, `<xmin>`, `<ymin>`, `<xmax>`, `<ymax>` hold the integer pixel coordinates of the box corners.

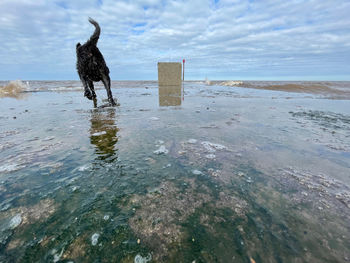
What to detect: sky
<box><xmin>0</xmin><ymin>0</ymin><xmax>349</xmax><ymax>81</ymax></box>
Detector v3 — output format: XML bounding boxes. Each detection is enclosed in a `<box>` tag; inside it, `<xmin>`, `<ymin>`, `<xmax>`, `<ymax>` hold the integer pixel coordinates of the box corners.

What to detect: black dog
<box><xmin>76</xmin><ymin>18</ymin><xmax>116</xmax><ymax>106</ymax></box>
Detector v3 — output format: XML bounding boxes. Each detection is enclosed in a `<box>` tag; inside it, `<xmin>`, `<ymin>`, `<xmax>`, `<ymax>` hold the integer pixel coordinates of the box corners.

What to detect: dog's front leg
<box><xmin>80</xmin><ymin>76</ymin><xmax>93</xmax><ymax>100</ymax></box>
<box><xmin>88</xmin><ymin>80</ymin><xmax>97</xmax><ymax>99</ymax></box>
<box><xmin>101</xmin><ymin>75</ymin><xmax>116</xmax><ymax>106</ymax></box>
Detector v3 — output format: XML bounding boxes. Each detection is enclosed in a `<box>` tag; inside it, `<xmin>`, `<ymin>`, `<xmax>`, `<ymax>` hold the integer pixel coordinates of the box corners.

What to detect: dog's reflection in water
<box><xmin>90</xmin><ymin>107</ymin><xmax>119</xmax><ymax>161</ymax></box>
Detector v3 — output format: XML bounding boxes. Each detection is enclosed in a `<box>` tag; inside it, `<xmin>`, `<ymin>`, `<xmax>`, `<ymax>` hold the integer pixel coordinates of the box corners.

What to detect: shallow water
<box><xmin>0</xmin><ymin>81</ymin><xmax>349</xmax><ymax>262</ymax></box>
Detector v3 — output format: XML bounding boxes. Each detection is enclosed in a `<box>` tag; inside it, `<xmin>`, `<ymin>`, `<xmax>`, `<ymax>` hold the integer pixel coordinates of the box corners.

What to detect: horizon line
<box><xmin>1</xmin><ymin>79</ymin><xmax>350</xmax><ymax>82</ymax></box>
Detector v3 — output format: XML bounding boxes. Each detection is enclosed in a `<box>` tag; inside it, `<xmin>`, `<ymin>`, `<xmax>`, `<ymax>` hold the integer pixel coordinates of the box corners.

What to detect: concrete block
<box><xmin>159</xmin><ymin>85</ymin><xmax>182</xmax><ymax>106</ymax></box>
<box><xmin>158</xmin><ymin>62</ymin><xmax>182</xmax><ymax>86</ymax></box>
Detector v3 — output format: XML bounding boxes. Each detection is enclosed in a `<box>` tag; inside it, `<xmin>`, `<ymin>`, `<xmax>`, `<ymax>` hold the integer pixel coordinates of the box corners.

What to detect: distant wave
<box><xmin>220</xmin><ymin>80</ymin><xmax>244</xmax><ymax>86</ymax></box>
<box><xmin>0</xmin><ymin>80</ymin><xmax>30</xmax><ymax>99</ymax></box>
<box><xmin>46</xmin><ymin>86</ymin><xmax>84</xmax><ymax>92</ymax></box>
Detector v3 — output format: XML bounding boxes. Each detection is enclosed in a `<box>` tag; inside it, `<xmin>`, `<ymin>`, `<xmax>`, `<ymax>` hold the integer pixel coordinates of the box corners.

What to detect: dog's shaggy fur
<box><xmin>76</xmin><ymin>18</ymin><xmax>116</xmax><ymax>106</ymax></box>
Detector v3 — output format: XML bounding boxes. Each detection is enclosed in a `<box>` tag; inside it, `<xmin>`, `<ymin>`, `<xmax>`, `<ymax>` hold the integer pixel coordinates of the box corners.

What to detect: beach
<box><xmin>0</xmin><ymin>80</ymin><xmax>349</xmax><ymax>262</ymax></box>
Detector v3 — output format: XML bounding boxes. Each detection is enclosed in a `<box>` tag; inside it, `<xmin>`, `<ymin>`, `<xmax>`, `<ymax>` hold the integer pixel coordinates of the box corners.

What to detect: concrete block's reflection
<box><xmin>158</xmin><ymin>85</ymin><xmax>183</xmax><ymax>106</ymax></box>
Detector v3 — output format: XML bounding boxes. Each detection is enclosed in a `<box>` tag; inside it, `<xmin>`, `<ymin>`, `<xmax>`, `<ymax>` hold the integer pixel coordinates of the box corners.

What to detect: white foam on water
<box><xmin>0</xmin><ymin>203</ymin><xmax>12</xmax><ymax>212</ymax></box>
<box><xmin>205</xmin><ymin>154</ymin><xmax>216</xmax><ymax>159</ymax></box>
<box><xmin>91</xmin><ymin>233</ymin><xmax>100</xmax><ymax>246</ymax></box>
<box><xmin>91</xmin><ymin>131</ymin><xmax>107</xmax><ymax>136</ymax></box>
<box><xmin>0</xmin><ymin>163</ymin><xmax>25</xmax><ymax>173</ymax></box>
<box><xmin>38</xmin><ymin>162</ymin><xmax>63</xmax><ymax>169</ymax></box>
<box><xmin>42</xmin><ymin>136</ymin><xmax>55</xmax><ymax>141</ymax></box>
<box><xmin>188</xmin><ymin>139</ymin><xmax>198</xmax><ymax>144</ymax></box>
<box><xmin>201</xmin><ymin>141</ymin><xmax>227</xmax><ymax>153</ymax></box>
<box><xmin>156</xmin><ymin>140</ymin><xmax>164</xmax><ymax>145</ymax></box>
<box><xmin>150</xmin><ymin>117</ymin><xmax>159</xmax><ymax>121</ymax></box>
<box><xmin>246</xmin><ymin>177</ymin><xmax>253</xmax><ymax>183</ymax></box>
<box><xmin>134</xmin><ymin>253</ymin><xmax>152</xmax><ymax>263</ymax></box>
<box><xmin>103</xmin><ymin>215</ymin><xmax>110</xmax><ymax>221</ymax></box>
<box><xmin>220</xmin><ymin>80</ymin><xmax>244</xmax><ymax>86</ymax></box>
<box><xmin>77</xmin><ymin>164</ymin><xmax>91</xmax><ymax>172</ymax></box>
<box><xmin>49</xmin><ymin>86</ymin><xmax>83</xmax><ymax>92</ymax></box>
<box><xmin>153</xmin><ymin>145</ymin><xmax>168</xmax><ymax>155</ymax></box>
<box><xmin>163</xmin><ymin>163</ymin><xmax>171</xmax><ymax>168</ymax></box>
<box><xmin>53</xmin><ymin>248</ymin><xmax>64</xmax><ymax>263</ymax></box>
<box><xmin>192</xmin><ymin>170</ymin><xmax>203</xmax><ymax>175</ymax></box>
<box><xmin>9</xmin><ymin>214</ymin><xmax>22</xmax><ymax>229</ymax></box>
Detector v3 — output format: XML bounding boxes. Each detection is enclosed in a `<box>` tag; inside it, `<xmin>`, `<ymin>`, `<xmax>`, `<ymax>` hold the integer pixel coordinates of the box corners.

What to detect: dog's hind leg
<box><xmin>101</xmin><ymin>75</ymin><xmax>116</xmax><ymax>106</ymax></box>
<box><xmin>87</xmin><ymin>80</ymin><xmax>97</xmax><ymax>107</ymax></box>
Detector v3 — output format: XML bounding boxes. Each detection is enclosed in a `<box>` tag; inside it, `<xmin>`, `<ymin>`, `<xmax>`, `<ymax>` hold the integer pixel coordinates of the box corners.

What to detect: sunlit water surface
<box><xmin>0</xmin><ymin>81</ymin><xmax>349</xmax><ymax>262</ymax></box>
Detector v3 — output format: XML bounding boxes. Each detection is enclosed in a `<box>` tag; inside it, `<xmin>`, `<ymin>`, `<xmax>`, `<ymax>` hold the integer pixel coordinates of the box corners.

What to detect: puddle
<box><xmin>0</xmin><ymin>81</ymin><xmax>349</xmax><ymax>262</ymax></box>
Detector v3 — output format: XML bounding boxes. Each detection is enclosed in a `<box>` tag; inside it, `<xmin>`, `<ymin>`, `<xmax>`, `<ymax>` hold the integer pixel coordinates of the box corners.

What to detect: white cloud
<box><xmin>0</xmin><ymin>0</ymin><xmax>349</xmax><ymax>80</ymax></box>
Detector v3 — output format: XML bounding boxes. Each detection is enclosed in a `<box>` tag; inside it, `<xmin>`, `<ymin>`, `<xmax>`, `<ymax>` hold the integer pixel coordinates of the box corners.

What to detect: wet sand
<box><xmin>0</xmin><ymin>81</ymin><xmax>349</xmax><ymax>262</ymax></box>
<box><xmin>212</xmin><ymin>80</ymin><xmax>350</xmax><ymax>99</ymax></box>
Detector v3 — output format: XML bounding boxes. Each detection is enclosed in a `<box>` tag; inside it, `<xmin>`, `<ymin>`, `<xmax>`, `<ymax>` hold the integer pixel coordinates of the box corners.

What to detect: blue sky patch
<box><xmin>0</xmin><ymin>0</ymin><xmax>349</xmax><ymax>80</ymax></box>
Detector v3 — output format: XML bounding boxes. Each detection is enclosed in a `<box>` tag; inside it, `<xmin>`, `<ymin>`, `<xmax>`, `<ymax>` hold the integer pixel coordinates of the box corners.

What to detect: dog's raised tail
<box><xmin>88</xmin><ymin>17</ymin><xmax>100</xmax><ymax>45</ymax></box>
